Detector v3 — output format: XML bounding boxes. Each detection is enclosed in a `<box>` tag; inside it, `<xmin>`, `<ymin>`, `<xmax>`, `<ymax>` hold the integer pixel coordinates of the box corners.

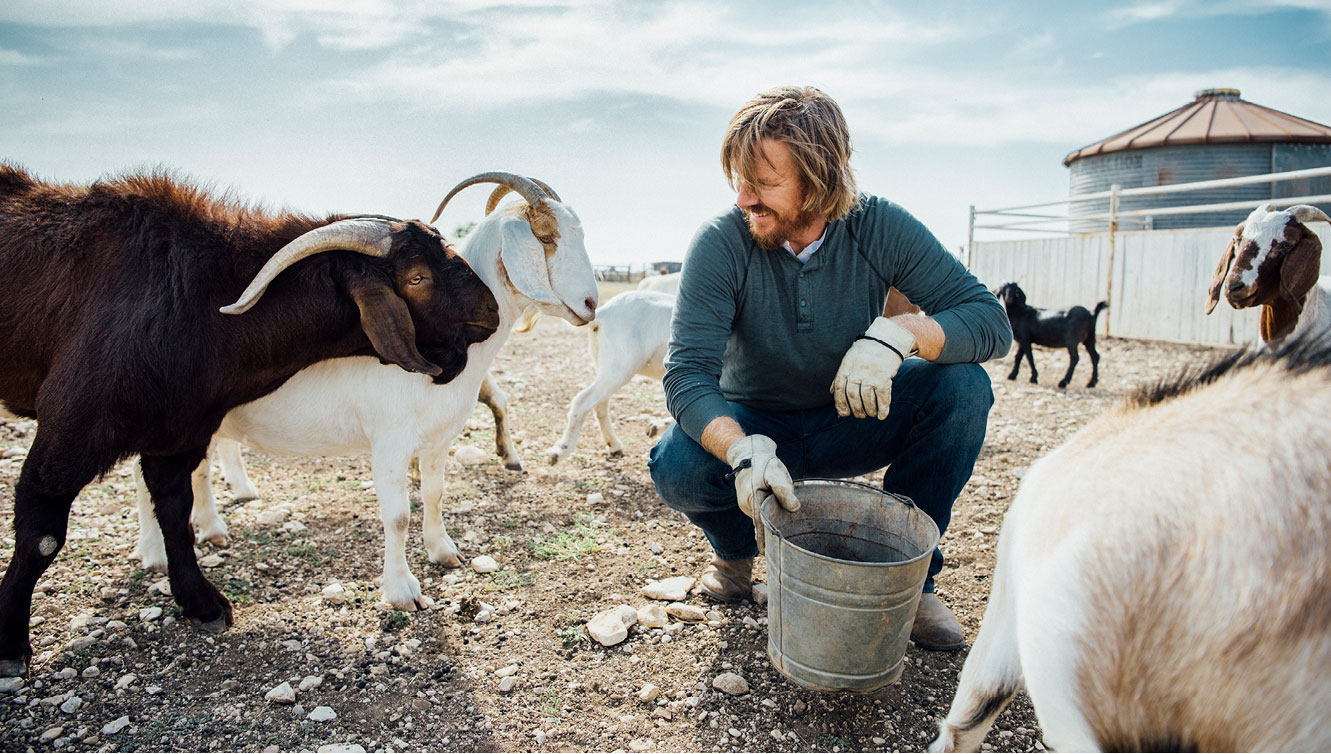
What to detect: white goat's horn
<box><xmin>431</xmin><ymin>172</ymin><xmax>555</xmax><ymax>222</ymax></box>
<box><xmin>220</xmin><ymin>217</ymin><xmax>396</xmax><ymax>315</ymax></box>
<box><xmin>1287</xmin><ymin>205</ymin><xmax>1331</xmax><ymax>225</ymax></box>
<box><xmin>482</xmin><ymin>179</ymin><xmax>562</xmax><ymax>217</ymax></box>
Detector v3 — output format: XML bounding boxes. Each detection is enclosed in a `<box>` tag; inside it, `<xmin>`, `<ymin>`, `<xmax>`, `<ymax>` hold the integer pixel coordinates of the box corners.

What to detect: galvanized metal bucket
<box><xmin>760</xmin><ymin>478</ymin><xmax>939</xmax><ymax>693</ymax></box>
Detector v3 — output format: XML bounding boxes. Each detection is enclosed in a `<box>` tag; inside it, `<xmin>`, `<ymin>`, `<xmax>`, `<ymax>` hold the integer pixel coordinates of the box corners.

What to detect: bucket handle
<box><xmin>795</xmin><ymin>477</ymin><xmax>919</xmax><ymax>509</ymax></box>
<box><xmin>758</xmin><ymin>478</ymin><xmax>919</xmax><ymax>553</ymax></box>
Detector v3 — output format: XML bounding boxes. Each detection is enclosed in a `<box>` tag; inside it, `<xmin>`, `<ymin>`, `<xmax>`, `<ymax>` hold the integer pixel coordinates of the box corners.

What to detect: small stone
<box><xmin>495</xmin><ymin>664</ymin><xmax>519</xmax><ymax>678</ymax></box>
<box><xmin>712</xmin><ymin>673</ymin><xmax>749</xmax><ymax>696</ymax></box>
<box><xmin>585</xmin><ymin>605</ymin><xmax>637</xmax><ymax>647</ymax></box>
<box><xmin>298</xmin><ymin>676</ymin><xmax>323</xmax><ymax>692</ymax></box>
<box><xmin>322</xmin><ymin>583</ymin><xmax>347</xmax><ymax>604</ymax></box>
<box><xmin>498</xmin><ymin>676</ymin><xmax>517</xmax><ymax>693</ymax></box>
<box><xmin>636</xmin><ymin>603</ymin><xmax>668</xmax><ymax>628</ymax></box>
<box><xmin>60</xmin><ymin>696</ymin><xmax>83</xmax><ymax>713</ymax></box>
<box><xmin>265</xmin><ymin>682</ymin><xmax>296</xmax><ymax>704</ymax></box>
<box><xmin>534</xmin><ymin>730</ymin><xmax>546</xmax><ymax>744</ymax></box>
<box><xmin>307</xmin><ymin>706</ymin><xmax>337</xmax><ymax>722</ymax></box>
<box><xmin>316</xmin><ymin>745</ymin><xmax>366</xmax><ymax>753</ymax></box>
<box><xmin>149</xmin><ymin>578</ymin><xmax>171</xmax><ymax>596</ymax></box>
<box><xmin>750</xmin><ymin>583</ymin><xmax>768</xmax><ymax>605</ymax></box>
<box><xmin>665</xmin><ymin>602</ymin><xmax>707</xmax><ymax>622</ymax></box>
<box><xmin>81</xmin><ymin>666</ymin><xmax>101</xmax><ymax>678</ymax></box>
<box><xmin>282</xmin><ymin>520</ymin><xmax>307</xmax><ymax>533</ymax></box>
<box><xmin>198</xmin><ymin>554</ymin><xmax>224</xmax><ymax>568</ymax></box>
<box><xmin>453</xmin><ymin>445</ymin><xmax>488</xmax><ymax>465</ymax></box>
<box><xmin>471</xmin><ymin>555</ymin><xmax>500</xmax><ymax>574</ymax></box>
<box><xmin>0</xmin><ymin>677</ymin><xmax>24</xmax><ymax>693</ymax></box>
<box><xmin>146</xmin><ymin>685</ymin><xmax>162</xmax><ymax>695</ymax></box>
<box><xmin>628</xmin><ymin>738</ymin><xmax>653</xmax><ymax>752</ymax></box>
<box><xmin>586</xmin><ymin>492</ymin><xmax>604</xmax><ymax>505</ymax></box>
<box><xmin>641</xmin><ymin>577</ymin><xmax>694</xmax><ymax>601</ymax></box>
<box><xmin>66</xmin><ymin>636</ymin><xmax>96</xmax><ymax>651</ymax></box>
<box><xmin>872</xmin><ymin>737</ymin><xmax>887</xmax><ymax>745</ymax></box>
<box><xmin>256</xmin><ymin>509</ymin><xmax>288</xmax><ymax>525</ymax></box>
<box><xmin>39</xmin><ymin>726</ymin><xmax>63</xmax><ymax>743</ymax></box>
<box><xmin>473</xmin><ymin>609</ymin><xmax>493</xmax><ymax>623</ymax></box>
<box><xmin>637</xmin><ymin>683</ymin><xmax>660</xmax><ymax>702</ymax></box>
<box><xmin>102</xmin><ymin>716</ymin><xmax>131</xmax><ymax>735</ymax></box>
<box><xmin>138</xmin><ymin>607</ymin><xmax>162</xmax><ymax>622</ymax></box>
<box><xmin>115</xmin><ymin>673</ymin><xmax>137</xmax><ymax>690</ymax></box>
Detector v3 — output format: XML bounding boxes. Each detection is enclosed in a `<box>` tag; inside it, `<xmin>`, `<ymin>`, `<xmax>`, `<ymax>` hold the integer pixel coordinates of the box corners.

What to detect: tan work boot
<box><xmin>910</xmin><ymin>592</ymin><xmax>965</xmax><ymax>650</ymax></box>
<box><xmin>697</xmin><ymin>557</ymin><xmax>753</xmax><ymax>603</ymax></box>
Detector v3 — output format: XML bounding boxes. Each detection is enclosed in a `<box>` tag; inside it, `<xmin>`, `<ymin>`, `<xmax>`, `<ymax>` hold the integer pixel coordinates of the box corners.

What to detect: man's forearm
<box><xmin>890</xmin><ymin>314</ymin><xmax>946</xmax><ymax>361</ymax></box>
<box><xmin>699</xmin><ymin>415</ymin><xmax>747</xmax><ymax>462</ymax></box>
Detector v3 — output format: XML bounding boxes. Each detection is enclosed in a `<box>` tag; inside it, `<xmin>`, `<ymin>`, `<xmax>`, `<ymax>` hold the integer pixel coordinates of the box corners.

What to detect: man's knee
<box><xmin>649</xmin><ymin>425</ymin><xmax>728</xmax><ymax>514</ymax></box>
<box><xmin>932</xmin><ymin>363</ymin><xmax>994</xmax><ymax>422</ymax></box>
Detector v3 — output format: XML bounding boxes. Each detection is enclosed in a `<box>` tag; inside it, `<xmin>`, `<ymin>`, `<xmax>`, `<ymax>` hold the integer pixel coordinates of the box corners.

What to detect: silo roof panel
<box><xmin>1064</xmin><ymin>89</ymin><xmax>1331</xmax><ymax>164</ymax></box>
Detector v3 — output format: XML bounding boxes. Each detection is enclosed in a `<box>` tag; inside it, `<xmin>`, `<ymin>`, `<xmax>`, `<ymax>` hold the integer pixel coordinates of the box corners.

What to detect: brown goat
<box><xmin>0</xmin><ymin>164</ymin><xmax>499</xmax><ymax>677</ymax></box>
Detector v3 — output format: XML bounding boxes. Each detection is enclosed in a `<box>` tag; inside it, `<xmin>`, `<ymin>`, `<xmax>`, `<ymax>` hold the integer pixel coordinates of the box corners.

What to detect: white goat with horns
<box><xmin>928</xmin><ymin>337</ymin><xmax>1331</xmax><ymax>752</ymax></box>
<box><xmin>1205</xmin><ymin>202</ymin><xmax>1331</xmax><ymax>344</ymax></box>
<box><xmin>136</xmin><ymin>172</ymin><xmax>598</xmax><ymax>610</ymax></box>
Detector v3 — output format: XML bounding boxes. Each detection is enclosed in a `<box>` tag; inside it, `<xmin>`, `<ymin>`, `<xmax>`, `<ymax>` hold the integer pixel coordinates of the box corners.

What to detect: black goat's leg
<box><xmin>1024</xmin><ymin>346</ymin><xmax>1039</xmax><ymax>384</ymax></box>
<box><xmin>1085</xmin><ymin>341</ymin><xmax>1101</xmax><ymax>388</ymax></box>
<box><xmin>1007</xmin><ymin>345</ymin><xmax>1023</xmax><ymax>381</ymax></box>
<box><xmin>140</xmin><ymin>450</ymin><xmax>233</xmax><ymax>634</ymax></box>
<box><xmin>0</xmin><ymin>433</ymin><xmax>96</xmax><ymax>677</ymax></box>
<box><xmin>1059</xmin><ymin>346</ymin><xmax>1079</xmax><ymax>389</ymax></box>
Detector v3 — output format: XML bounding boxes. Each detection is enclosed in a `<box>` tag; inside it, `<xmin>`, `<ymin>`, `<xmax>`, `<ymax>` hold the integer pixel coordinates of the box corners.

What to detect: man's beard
<box><xmin>745</xmin><ymin>203</ymin><xmax>821</xmax><ymax>251</ymax></box>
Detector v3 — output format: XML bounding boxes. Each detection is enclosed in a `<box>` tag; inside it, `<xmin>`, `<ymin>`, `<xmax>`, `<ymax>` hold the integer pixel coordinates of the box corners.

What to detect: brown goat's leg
<box><xmin>0</xmin><ymin>436</ymin><xmax>93</xmax><ymax>677</ymax></box>
<box><xmin>140</xmin><ymin>452</ymin><xmax>233</xmax><ymax>633</ymax></box>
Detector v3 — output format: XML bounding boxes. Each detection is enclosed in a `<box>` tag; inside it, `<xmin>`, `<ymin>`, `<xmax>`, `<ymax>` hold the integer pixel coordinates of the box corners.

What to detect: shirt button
<box><xmin>800</xmin><ymin>299</ymin><xmax>807</xmax><ymax>307</ymax></box>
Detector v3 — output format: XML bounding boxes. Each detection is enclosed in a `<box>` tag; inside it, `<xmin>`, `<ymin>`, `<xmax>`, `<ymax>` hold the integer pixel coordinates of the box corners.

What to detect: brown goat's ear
<box><xmin>1205</xmin><ymin>235</ymin><xmax>1238</xmax><ymax>315</ymax></box>
<box><xmin>347</xmin><ymin>279</ymin><xmax>442</xmax><ymax>376</ymax></box>
<box><xmin>883</xmin><ymin>286</ymin><xmax>922</xmax><ymax>317</ymax></box>
<box><xmin>1280</xmin><ymin>229</ymin><xmax>1323</xmax><ymax>309</ymax></box>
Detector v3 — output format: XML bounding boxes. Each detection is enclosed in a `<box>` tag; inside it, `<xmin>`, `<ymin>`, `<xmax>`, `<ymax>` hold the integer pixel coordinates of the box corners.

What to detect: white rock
<box><xmin>101</xmin><ymin>716</ymin><xmax>131</xmax><ymax>735</ymax></box>
<box><xmin>307</xmin><ymin>706</ymin><xmax>337</xmax><ymax>722</ymax></box>
<box><xmin>498</xmin><ymin>676</ymin><xmax>518</xmax><ymax>693</ymax></box>
<box><xmin>322</xmin><ymin>583</ymin><xmax>347</xmax><ymax>604</ymax></box>
<box><xmin>665</xmin><ymin>602</ymin><xmax>707</xmax><ymax>622</ymax></box>
<box><xmin>39</xmin><ymin>727</ymin><xmax>63</xmax><ymax>743</ymax></box>
<box><xmin>198</xmin><ymin>554</ymin><xmax>224</xmax><ymax>568</ymax></box>
<box><xmin>282</xmin><ymin>520</ymin><xmax>307</xmax><ymax>533</ymax></box>
<box><xmin>453</xmin><ymin>445</ymin><xmax>488</xmax><ymax>466</ymax></box>
<box><xmin>60</xmin><ymin>696</ymin><xmax>83</xmax><ymax>713</ymax></box>
<box><xmin>586</xmin><ymin>604</ymin><xmax>638</xmax><ymax>647</ymax></box>
<box><xmin>114</xmin><ymin>674</ymin><xmax>136</xmax><ymax>690</ymax></box>
<box><xmin>81</xmin><ymin>666</ymin><xmax>101</xmax><ymax>678</ymax></box>
<box><xmin>149</xmin><ymin>578</ymin><xmax>171</xmax><ymax>596</ymax></box>
<box><xmin>256</xmin><ymin>509</ymin><xmax>288</xmax><ymax>525</ymax></box>
<box><xmin>640</xmin><ymin>576</ymin><xmax>694</xmax><ymax>601</ymax></box>
<box><xmin>470</xmin><ymin>555</ymin><xmax>500</xmax><ymax>574</ymax></box>
<box><xmin>750</xmin><ymin>583</ymin><xmax>769</xmax><ymax>605</ymax></box>
<box><xmin>265</xmin><ymin>682</ymin><xmax>296</xmax><ymax>704</ymax></box>
<box><xmin>495</xmin><ymin>664</ymin><xmax>519</xmax><ymax>678</ymax></box>
<box><xmin>635</xmin><ymin>603</ymin><xmax>668</xmax><ymax>628</ymax></box>
<box><xmin>298</xmin><ymin>675</ymin><xmax>323</xmax><ymax>692</ymax></box>
<box><xmin>638</xmin><ymin>683</ymin><xmax>660</xmax><ymax>702</ymax></box>
<box><xmin>138</xmin><ymin>607</ymin><xmax>162</xmax><ymax>622</ymax></box>
<box><xmin>712</xmin><ymin>673</ymin><xmax>749</xmax><ymax>696</ymax></box>
<box><xmin>628</xmin><ymin>738</ymin><xmax>654</xmax><ymax>752</ymax></box>
<box><xmin>0</xmin><ymin>677</ymin><xmax>25</xmax><ymax>693</ymax></box>
<box><xmin>586</xmin><ymin>492</ymin><xmax>604</xmax><ymax>505</ymax></box>
<box><xmin>316</xmin><ymin>745</ymin><xmax>366</xmax><ymax>753</ymax></box>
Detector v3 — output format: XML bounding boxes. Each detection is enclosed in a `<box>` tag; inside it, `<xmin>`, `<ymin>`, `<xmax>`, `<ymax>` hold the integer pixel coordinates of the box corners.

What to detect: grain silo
<box><xmin>1064</xmin><ymin>89</ymin><xmax>1331</xmax><ymax>231</ymax></box>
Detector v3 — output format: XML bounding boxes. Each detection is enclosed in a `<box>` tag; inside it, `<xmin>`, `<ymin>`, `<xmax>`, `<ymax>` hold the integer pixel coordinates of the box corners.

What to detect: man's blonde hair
<box><xmin>721</xmin><ymin>86</ymin><xmax>859</xmax><ymax>222</ymax></box>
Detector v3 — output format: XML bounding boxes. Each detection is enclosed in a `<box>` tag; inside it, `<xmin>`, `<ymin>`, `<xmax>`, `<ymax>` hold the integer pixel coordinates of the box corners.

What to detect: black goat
<box><xmin>995</xmin><ymin>282</ymin><xmax>1107</xmax><ymax>389</ymax></box>
<box><xmin>0</xmin><ymin>164</ymin><xmax>500</xmax><ymax>677</ymax></box>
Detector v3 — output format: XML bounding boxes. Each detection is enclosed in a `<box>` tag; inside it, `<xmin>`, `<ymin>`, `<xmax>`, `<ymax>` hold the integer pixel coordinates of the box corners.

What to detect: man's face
<box><xmin>735</xmin><ymin>138</ymin><xmax>819</xmax><ymax>250</ymax></box>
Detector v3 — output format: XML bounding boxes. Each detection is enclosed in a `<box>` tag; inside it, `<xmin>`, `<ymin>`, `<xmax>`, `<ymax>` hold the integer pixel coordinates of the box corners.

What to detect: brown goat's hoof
<box><xmin>232</xmin><ymin>495</ymin><xmax>258</xmax><ymax>504</ymax></box>
<box><xmin>0</xmin><ymin>655</ymin><xmax>30</xmax><ymax>678</ymax></box>
<box><xmin>608</xmin><ymin>449</ymin><xmax>624</xmax><ymax>458</ymax></box>
<box><xmin>504</xmin><ymin>461</ymin><xmax>524</xmax><ymax>471</ymax></box>
<box><xmin>188</xmin><ymin>615</ymin><xmax>230</xmax><ymax>634</ymax></box>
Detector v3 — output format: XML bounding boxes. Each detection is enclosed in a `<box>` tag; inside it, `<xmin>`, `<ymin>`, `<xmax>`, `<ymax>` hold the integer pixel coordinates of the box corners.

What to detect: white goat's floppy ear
<box><xmin>1205</xmin><ymin>233</ymin><xmax>1239</xmax><ymax>315</ymax></box>
<box><xmin>499</xmin><ymin>215</ymin><xmax>561</xmax><ymax>305</ymax></box>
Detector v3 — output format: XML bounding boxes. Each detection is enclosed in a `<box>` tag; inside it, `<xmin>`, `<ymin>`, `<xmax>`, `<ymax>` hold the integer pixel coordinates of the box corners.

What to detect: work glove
<box><xmin>830</xmin><ymin>316</ymin><xmax>917</xmax><ymax>420</ymax></box>
<box><xmin>725</xmin><ymin>434</ymin><xmax>800</xmax><ymax>554</ymax></box>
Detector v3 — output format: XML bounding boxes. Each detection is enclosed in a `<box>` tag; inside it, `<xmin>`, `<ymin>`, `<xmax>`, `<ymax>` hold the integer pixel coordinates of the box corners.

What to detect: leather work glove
<box><xmin>831</xmin><ymin>316</ymin><xmax>917</xmax><ymax>420</ymax></box>
<box><xmin>725</xmin><ymin>434</ymin><xmax>800</xmax><ymax>554</ymax></box>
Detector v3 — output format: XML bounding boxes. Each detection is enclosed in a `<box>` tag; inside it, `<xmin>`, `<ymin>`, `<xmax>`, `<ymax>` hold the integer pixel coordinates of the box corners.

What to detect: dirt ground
<box><xmin>0</xmin><ymin>295</ymin><xmax>1230</xmax><ymax>753</ymax></box>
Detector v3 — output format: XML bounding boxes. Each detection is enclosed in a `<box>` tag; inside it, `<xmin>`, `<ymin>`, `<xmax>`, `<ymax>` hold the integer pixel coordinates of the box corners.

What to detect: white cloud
<box><xmin>0</xmin><ymin>47</ymin><xmax>49</xmax><ymax>66</ymax></box>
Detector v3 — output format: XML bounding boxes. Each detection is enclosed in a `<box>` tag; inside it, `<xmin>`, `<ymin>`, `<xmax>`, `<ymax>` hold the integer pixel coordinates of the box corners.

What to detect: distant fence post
<box><xmin>1105</xmin><ymin>183</ymin><xmax>1120</xmax><ymax>337</ymax></box>
<box><xmin>966</xmin><ymin>204</ymin><xmax>975</xmax><ymax>268</ymax></box>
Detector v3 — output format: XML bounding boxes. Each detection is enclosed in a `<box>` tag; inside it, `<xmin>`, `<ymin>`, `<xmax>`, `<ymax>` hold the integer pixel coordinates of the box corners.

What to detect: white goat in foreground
<box><xmin>136</xmin><ymin>172</ymin><xmax>598</xmax><ymax>610</ymax></box>
<box><xmin>929</xmin><ymin>338</ymin><xmax>1331</xmax><ymax>752</ymax></box>
<box><xmin>545</xmin><ymin>290</ymin><xmax>675</xmax><ymax>465</ymax></box>
<box><xmin>1206</xmin><ymin>203</ymin><xmax>1331</xmax><ymax>344</ymax></box>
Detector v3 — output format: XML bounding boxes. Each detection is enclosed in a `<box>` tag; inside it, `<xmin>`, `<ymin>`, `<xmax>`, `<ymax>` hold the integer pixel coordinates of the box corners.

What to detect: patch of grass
<box><xmin>555</xmin><ymin>625</ymin><xmax>586</xmax><ymax>646</ymax></box>
<box><xmin>381</xmin><ymin>611</ymin><xmax>410</xmax><ymax>632</ymax></box>
<box><xmin>247</xmin><ymin>530</ymin><xmax>277</xmax><ymax>547</ymax></box>
<box><xmin>285</xmin><ymin>544</ymin><xmax>325</xmax><ymax>564</ymax></box>
<box><xmin>218</xmin><ymin>577</ymin><xmax>254</xmax><ymax>604</ymax></box>
<box><xmin>530</xmin><ymin>514</ymin><xmax>611</xmax><ymax>562</ymax></box>
<box><xmin>539</xmin><ymin>690</ymin><xmax>565</xmax><ymax>719</ymax></box>
<box><xmin>485</xmin><ymin>570</ymin><xmax>532</xmax><ymax>592</ymax></box>
<box><xmin>500</xmin><ymin>517</ymin><xmax>521</xmax><ymax>529</ymax></box>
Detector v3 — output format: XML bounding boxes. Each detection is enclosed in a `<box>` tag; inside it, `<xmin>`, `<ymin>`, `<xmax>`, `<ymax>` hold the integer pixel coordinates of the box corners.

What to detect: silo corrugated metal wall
<box><xmin>1068</xmin><ymin>143</ymin><xmax>1331</xmax><ymax>231</ymax></box>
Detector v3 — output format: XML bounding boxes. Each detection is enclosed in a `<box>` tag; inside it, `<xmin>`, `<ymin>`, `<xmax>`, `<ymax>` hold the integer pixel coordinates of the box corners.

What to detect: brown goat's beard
<box><xmin>744</xmin><ymin>204</ymin><xmax>821</xmax><ymax>251</ymax></box>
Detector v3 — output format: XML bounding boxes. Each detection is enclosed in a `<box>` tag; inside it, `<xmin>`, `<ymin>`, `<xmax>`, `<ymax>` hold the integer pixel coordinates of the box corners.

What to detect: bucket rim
<box><xmin>759</xmin><ymin>478</ymin><xmax>939</xmax><ymax>569</ymax></box>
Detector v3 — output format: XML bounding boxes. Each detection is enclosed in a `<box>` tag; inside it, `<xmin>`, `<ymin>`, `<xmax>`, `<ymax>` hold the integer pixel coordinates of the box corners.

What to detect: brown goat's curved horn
<box><xmin>431</xmin><ymin>172</ymin><xmax>554</xmax><ymax>223</ymax></box>
<box><xmin>220</xmin><ymin>218</ymin><xmax>396</xmax><ymax>315</ymax></box>
<box><xmin>1287</xmin><ymin>205</ymin><xmax>1331</xmax><ymax>225</ymax></box>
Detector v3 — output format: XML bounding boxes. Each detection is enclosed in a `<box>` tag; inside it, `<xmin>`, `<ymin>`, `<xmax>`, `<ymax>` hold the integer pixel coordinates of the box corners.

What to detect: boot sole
<box><xmin>697</xmin><ymin>584</ymin><xmax>749</xmax><ymax>604</ymax></box>
<box><xmin>910</xmin><ymin>635</ymin><xmax>965</xmax><ymax>651</ymax></box>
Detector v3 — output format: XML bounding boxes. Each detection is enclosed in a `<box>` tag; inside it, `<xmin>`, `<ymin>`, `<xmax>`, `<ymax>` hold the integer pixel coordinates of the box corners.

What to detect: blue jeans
<box><xmin>648</xmin><ymin>360</ymin><xmax>993</xmax><ymax>593</ymax></box>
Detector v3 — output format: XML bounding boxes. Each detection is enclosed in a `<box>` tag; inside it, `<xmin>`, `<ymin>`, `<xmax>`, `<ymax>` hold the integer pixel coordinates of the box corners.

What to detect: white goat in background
<box><xmin>136</xmin><ymin>172</ymin><xmax>598</xmax><ymax>610</ymax></box>
<box><xmin>929</xmin><ymin>338</ymin><xmax>1331</xmax><ymax>752</ymax></box>
<box><xmin>545</xmin><ymin>290</ymin><xmax>675</xmax><ymax>465</ymax></box>
<box><xmin>1206</xmin><ymin>203</ymin><xmax>1331</xmax><ymax>344</ymax></box>
<box><xmin>636</xmin><ymin>270</ymin><xmax>681</xmax><ymax>294</ymax></box>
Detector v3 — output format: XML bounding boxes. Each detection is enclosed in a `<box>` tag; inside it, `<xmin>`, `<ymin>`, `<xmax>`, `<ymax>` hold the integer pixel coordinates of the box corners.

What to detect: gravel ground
<box><xmin>0</xmin><ymin>307</ymin><xmax>1229</xmax><ymax>753</ymax></box>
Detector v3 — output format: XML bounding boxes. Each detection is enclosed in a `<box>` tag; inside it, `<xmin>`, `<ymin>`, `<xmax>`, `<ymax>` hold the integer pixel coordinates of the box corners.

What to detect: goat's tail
<box><xmin>1092</xmin><ymin>301</ymin><xmax>1109</xmax><ymax>321</ymax></box>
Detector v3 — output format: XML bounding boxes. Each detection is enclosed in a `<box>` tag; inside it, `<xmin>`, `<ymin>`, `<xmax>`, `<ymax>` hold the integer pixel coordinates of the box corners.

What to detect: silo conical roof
<box><xmin>1063</xmin><ymin>89</ymin><xmax>1331</xmax><ymax>165</ymax></box>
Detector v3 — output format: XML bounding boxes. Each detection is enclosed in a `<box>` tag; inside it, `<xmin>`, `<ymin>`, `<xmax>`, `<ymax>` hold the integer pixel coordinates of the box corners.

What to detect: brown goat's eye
<box><xmin>408</xmin><ymin>274</ymin><xmax>427</xmax><ymax>286</ymax></box>
<box><xmin>537</xmin><ymin>236</ymin><xmax>556</xmax><ymax>245</ymax></box>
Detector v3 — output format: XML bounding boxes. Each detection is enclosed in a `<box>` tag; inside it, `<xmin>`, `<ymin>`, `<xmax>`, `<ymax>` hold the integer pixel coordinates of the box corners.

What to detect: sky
<box><xmin>2</xmin><ymin>1</ymin><xmax>1330</xmax><ymax>267</ymax></box>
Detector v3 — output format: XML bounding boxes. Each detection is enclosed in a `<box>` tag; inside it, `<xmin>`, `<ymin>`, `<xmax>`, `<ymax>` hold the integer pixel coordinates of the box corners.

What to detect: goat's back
<box><xmin>1005</xmin><ymin>355</ymin><xmax>1331</xmax><ymax>751</ymax></box>
<box><xmin>589</xmin><ymin>290</ymin><xmax>674</xmax><ymax>378</ymax></box>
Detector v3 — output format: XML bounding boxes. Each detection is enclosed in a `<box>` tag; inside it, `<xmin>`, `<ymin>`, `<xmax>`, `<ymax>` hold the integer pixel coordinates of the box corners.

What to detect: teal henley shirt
<box><xmin>663</xmin><ymin>194</ymin><xmax>1013</xmax><ymax>443</ymax></box>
